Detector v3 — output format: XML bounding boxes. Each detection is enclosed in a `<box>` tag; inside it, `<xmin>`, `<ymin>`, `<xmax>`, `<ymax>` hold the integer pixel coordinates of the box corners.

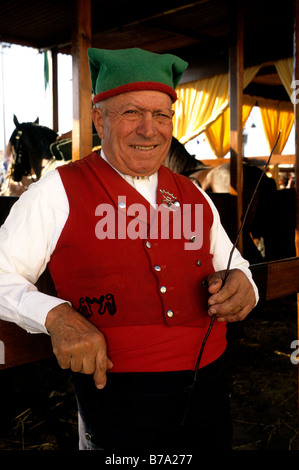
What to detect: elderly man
<box><xmin>0</xmin><ymin>48</ymin><xmax>258</xmax><ymax>451</ymax></box>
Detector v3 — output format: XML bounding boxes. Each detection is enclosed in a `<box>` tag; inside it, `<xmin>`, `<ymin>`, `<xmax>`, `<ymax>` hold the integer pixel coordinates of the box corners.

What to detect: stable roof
<box><xmin>0</xmin><ymin>0</ymin><xmax>294</xmax><ymax>101</ymax></box>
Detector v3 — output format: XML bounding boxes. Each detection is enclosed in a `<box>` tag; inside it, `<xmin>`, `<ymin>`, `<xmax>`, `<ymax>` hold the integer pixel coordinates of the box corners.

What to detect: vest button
<box><xmin>196</xmin><ymin>259</ymin><xmax>201</xmax><ymax>267</ymax></box>
<box><xmin>118</xmin><ymin>201</ymin><xmax>126</xmax><ymax>209</ymax></box>
<box><xmin>85</xmin><ymin>433</ymin><xmax>92</xmax><ymax>441</ymax></box>
<box><xmin>154</xmin><ymin>265</ymin><xmax>161</xmax><ymax>271</ymax></box>
<box><xmin>190</xmin><ymin>236</ymin><xmax>196</xmax><ymax>242</ymax></box>
<box><xmin>166</xmin><ymin>309</ymin><xmax>174</xmax><ymax>318</ymax></box>
<box><xmin>160</xmin><ymin>286</ymin><xmax>167</xmax><ymax>293</ymax></box>
<box><xmin>173</xmin><ymin>200</ymin><xmax>180</xmax><ymax>208</ymax></box>
<box><xmin>145</xmin><ymin>241</ymin><xmax>152</xmax><ymax>249</ymax></box>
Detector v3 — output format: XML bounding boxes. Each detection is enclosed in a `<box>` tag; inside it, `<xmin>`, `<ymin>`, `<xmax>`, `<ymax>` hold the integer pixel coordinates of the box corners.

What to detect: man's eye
<box><xmin>123</xmin><ymin>110</ymin><xmax>139</xmax><ymax>118</ymax></box>
<box><xmin>154</xmin><ymin>112</ymin><xmax>172</xmax><ymax>121</ymax></box>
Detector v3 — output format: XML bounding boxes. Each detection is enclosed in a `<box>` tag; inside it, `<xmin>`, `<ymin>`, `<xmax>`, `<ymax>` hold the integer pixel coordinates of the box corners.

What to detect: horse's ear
<box><xmin>34</xmin><ymin>117</ymin><xmax>39</xmax><ymax>124</ymax></box>
<box><xmin>13</xmin><ymin>114</ymin><xmax>19</xmax><ymax>126</ymax></box>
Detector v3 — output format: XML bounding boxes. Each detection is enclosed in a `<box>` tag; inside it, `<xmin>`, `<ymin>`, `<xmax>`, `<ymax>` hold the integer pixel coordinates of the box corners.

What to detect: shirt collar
<box><xmin>100</xmin><ymin>149</ymin><xmax>157</xmax><ymax>183</ymax></box>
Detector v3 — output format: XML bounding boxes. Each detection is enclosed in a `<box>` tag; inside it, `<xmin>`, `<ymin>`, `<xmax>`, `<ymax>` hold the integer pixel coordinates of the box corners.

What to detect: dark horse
<box><xmin>7</xmin><ymin>115</ymin><xmax>59</xmax><ymax>182</ymax></box>
<box><xmin>163</xmin><ymin>135</ymin><xmax>208</xmax><ymax>176</ymax></box>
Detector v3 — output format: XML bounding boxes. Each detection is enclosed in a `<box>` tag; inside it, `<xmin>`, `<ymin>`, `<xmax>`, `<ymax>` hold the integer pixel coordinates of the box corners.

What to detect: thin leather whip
<box><xmin>181</xmin><ymin>130</ymin><xmax>281</xmax><ymax>426</ymax></box>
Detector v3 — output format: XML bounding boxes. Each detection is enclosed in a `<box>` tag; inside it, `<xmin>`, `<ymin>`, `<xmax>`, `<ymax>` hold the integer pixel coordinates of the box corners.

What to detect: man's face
<box><xmin>92</xmin><ymin>90</ymin><xmax>174</xmax><ymax>176</ymax></box>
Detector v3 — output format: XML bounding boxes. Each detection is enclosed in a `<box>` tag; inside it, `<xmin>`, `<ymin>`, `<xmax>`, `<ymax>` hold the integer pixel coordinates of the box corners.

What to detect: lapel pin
<box><xmin>159</xmin><ymin>189</ymin><xmax>180</xmax><ymax>210</ymax></box>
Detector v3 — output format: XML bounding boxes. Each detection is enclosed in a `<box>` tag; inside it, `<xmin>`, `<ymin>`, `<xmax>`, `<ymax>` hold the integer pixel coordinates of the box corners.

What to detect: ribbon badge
<box><xmin>159</xmin><ymin>189</ymin><xmax>180</xmax><ymax>211</ymax></box>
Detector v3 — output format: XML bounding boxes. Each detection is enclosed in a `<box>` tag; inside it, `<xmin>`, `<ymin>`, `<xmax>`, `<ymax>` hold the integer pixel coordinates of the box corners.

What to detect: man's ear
<box><xmin>92</xmin><ymin>108</ymin><xmax>104</xmax><ymax>139</ymax></box>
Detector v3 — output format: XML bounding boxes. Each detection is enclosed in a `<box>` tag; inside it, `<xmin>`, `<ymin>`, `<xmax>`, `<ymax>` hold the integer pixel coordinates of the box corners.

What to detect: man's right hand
<box><xmin>45</xmin><ymin>302</ymin><xmax>113</xmax><ymax>389</ymax></box>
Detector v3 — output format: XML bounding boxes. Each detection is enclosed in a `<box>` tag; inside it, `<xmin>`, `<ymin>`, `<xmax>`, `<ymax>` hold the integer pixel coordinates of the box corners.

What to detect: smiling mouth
<box><xmin>130</xmin><ymin>145</ymin><xmax>157</xmax><ymax>151</ymax></box>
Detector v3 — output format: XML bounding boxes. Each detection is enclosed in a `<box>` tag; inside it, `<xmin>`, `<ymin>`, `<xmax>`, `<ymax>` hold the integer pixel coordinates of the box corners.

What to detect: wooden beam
<box><xmin>72</xmin><ymin>0</ymin><xmax>92</xmax><ymax>161</ymax></box>
<box><xmin>51</xmin><ymin>47</ymin><xmax>59</xmax><ymax>133</ymax></box>
<box><xmin>0</xmin><ymin>321</ymin><xmax>53</xmax><ymax>370</ymax></box>
<box><xmin>0</xmin><ymin>268</ymin><xmax>56</xmax><ymax>370</ymax></box>
<box><xmin>250</xmin><ymin>257</ymin><xmax>299</xmax><ymax>302</ymax></box>
<box><xmin>200</xmin><ymin>154</ymin><xmax>295</xmax><ymax>167</ymax></box>
<box><xmin>229</xmin><ymin>0</ymin><xmax>244</xmax><ymax>251</ymax></box>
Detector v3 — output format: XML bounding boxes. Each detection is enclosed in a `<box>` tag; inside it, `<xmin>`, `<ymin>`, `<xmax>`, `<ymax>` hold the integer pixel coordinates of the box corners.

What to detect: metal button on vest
<box><xmin>190</xmin><ymin>235</ymin><xmax>196</xmax><ymax>242</ymax></box>
<box><xmin>173</xmin><ymin>200</ymin><xmax>180</xmax><ymax>208</ymax></box>
<box><xmin>166</xmin><ymin>309</ymin><xmax>174</xmax><ymax>318</ymax></box>
<box><xmin>154</xmin><ymin>265</ymin><xmax>161</xmax><ymax>271</ymax></box>
<box><xmin>85</xmin><ymin>432</ymin><xmax>92</xmax><ymax>441</ymax></box>
<box><xmin>160</xmin><ymin>286</ymin><xmax>167</xmax><ymax>293</ymax></box>
<box><xmin>118</xmin><ymin>201</ymin><xmax>126</xmax><ymax>209</ymax></box>
<box><xmin>145</xmin><ymin>241</ymin><xmax>152</xmax><ymax>249</ymax></box>
<box><xmin>196</xmin><ymin>259</ymin><xmax>201</xmax><ymax>267</ymax></box>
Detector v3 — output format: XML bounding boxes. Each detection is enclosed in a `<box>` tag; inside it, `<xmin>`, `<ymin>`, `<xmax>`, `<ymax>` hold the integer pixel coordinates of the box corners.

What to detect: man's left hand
<box><xmin>206</xmin><ymin>268</ymin><xmax>256</xmax><ymax>322</ymax></box>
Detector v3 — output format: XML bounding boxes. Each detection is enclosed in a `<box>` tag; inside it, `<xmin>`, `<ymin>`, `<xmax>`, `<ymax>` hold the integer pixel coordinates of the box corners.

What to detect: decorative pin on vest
<box><xmin>159</xmin><ymin>189</ymin><xmax>180</xmax><ymax>211</ymax></box>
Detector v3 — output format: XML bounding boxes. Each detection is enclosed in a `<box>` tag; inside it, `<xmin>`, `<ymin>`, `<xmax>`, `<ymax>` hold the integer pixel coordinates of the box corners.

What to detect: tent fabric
<box><xmin>172</xmin><ymin>58</ymin><xmax>294</xmax><ymax>157</ymax></box>
<box><xmin>172</xmin><ymin>66</ymin><xmax>261</xmax><ymax>144</ymax></box>
<box><xmin>259</xmin><ymin>98</ymin><xmax>294</xmax><ymax>155</ymax></box>
<box><xmin>275</xmin><ymin>57</ymin><xmax>293</xmax><ymax>100</ymax></box>
<box><xmin>205</xmin><ymin>99</ymin><xmax>254</xmax><ymax>158</ymax></box>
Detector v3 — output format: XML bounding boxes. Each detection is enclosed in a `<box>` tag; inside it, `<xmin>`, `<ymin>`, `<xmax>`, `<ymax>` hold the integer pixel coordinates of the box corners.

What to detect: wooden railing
<box><xmin>0</xmin><ymin>269</ymin><xmax>56</xmax><ymax>370</ymax></box>
<box><xmin>250</xmin><ymin>257</ymin><xmax>299</xmax><ymax>302</ymax></box>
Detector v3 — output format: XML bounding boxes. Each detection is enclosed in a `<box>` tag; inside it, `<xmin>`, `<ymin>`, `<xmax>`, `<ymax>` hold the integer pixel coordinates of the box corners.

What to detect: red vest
<box><xmin>49</xmin><ymin>152</ymin><xmax>215</xmax><ymax>330</ymax></box>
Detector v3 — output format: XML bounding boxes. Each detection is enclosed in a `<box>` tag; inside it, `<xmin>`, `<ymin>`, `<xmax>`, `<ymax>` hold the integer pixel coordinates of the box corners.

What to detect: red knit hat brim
<box><xmin>93</xmin><ymin>81</ymin><xmax>178</xmax><ymax>104</ymax></box>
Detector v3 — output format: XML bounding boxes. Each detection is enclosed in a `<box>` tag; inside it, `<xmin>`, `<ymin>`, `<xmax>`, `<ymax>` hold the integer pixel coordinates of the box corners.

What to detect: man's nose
<box><xmin>136</xmin><ymin>113</ymin><xmax>156</xmax><ymax>138</ymax></box>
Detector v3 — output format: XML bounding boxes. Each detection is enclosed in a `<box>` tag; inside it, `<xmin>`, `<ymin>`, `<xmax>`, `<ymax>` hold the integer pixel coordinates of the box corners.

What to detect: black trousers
<box><xmin>74</xmin><ymin>355</ymin><xmax>232</xmax><ymax>451</ymax></box>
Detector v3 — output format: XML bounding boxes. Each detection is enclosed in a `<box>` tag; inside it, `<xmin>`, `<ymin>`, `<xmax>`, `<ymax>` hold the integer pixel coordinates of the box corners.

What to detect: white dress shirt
<box><xmin>0</xmin><ymin>151</ymin><xmax>258</xmax><ymax>334</ymax></box>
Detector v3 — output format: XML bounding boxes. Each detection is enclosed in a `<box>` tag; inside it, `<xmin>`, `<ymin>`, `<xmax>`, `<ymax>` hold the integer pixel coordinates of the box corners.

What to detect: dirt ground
<box><xmin>228</xmin><ymin>295</ymin><xmax>298</xmax><ymax>451</ymax></box>
<box><xmin>0</xmin><ymin>295</ymin><xmax>297</xmax><ymax>452</ymax></box>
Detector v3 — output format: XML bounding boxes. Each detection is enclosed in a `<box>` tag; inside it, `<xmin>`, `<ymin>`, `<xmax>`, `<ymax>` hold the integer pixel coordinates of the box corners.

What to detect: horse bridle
<box><xmin>11</xmin><ymin>129</ymin><xmax>36</xmax><ymax>181</ymax></box>
<box><xmin>13</xmin><ymin>129</ymin><xmax>23</xmax><ymax>167</ymax></box>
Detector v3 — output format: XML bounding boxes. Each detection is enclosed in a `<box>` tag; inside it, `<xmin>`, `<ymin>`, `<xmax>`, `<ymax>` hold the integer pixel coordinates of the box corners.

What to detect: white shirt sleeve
<box><xmin>0</xmin><ymin>170</ymin><xmax>70</xmax><ymax>334</ymax></box>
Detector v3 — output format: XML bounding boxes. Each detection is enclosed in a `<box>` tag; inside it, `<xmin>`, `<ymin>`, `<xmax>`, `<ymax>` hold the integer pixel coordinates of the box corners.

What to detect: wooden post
<box><xmin>51</xmin><ymin>47</ymin><xmax>59</xmax><ymax>133</ymax></box>
<box><xmin>229</xmin><ymin>0</ymin><xmax>244</xmax><ymax>251</ymax></box>
<box><xmin>293</xmin><ymin>0</ymin><xmax>299</xmax><ymax>450</ymax></box>
<box><xmin>72</xmin><ymin>0</ymin><xmax>92</xmax><ymax>161</ymax></box>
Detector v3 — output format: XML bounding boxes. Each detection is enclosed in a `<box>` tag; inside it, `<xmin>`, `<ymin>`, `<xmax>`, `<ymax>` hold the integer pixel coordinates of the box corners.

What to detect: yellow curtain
<box><xmin>259</xmin><ymin>98</ymin><xmax>294</xmax><ymax>154</ymax></box>
<box><xmin>204</xmin><ymin>99</ymin><xmax>255</xmax><ymax>158</ymax></box>
<box><xmin>173</xmin><ymin>74</ymin><xmax>229</xmax><ymax>144</ymax></box>
<box><xmin>275</xmin><ymin>58</ymin><xmax>293</xmax><ymax>100</ymax></box>
<box><xmin>173</xmin><ymin>65</ymin><xmax>261</xmax><ymax>144</ymax></box>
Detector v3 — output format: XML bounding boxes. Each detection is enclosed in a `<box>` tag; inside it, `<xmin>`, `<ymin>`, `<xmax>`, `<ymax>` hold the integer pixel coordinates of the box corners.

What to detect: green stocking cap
<box><xmin>88</xmin><ymin>48</ymin><xmax>188</xmax><ymax>103</ymax></box>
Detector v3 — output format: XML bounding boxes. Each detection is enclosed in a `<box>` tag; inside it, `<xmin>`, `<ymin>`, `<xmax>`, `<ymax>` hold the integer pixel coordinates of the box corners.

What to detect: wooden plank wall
<box><xmin>0</xmin><ymin>321</ymin><xmax>53</xmax><ymax>369</ymax></box>
<box><xmin>0</xmin><ymin>269</ymin><xmax>55</xmax><ymax>370</ymax></box>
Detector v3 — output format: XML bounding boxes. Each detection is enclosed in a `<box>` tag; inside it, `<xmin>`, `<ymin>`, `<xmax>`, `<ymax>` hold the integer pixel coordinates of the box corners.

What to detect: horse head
<box><xmin>163</xmin><ymin>137</ymin><xmax>208</xmax><ymax>176</ymax></box>
<box><xmin>8</xmin><ymin>115</ymin><xmax>58</xmax><ymax>182</ymax></box>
